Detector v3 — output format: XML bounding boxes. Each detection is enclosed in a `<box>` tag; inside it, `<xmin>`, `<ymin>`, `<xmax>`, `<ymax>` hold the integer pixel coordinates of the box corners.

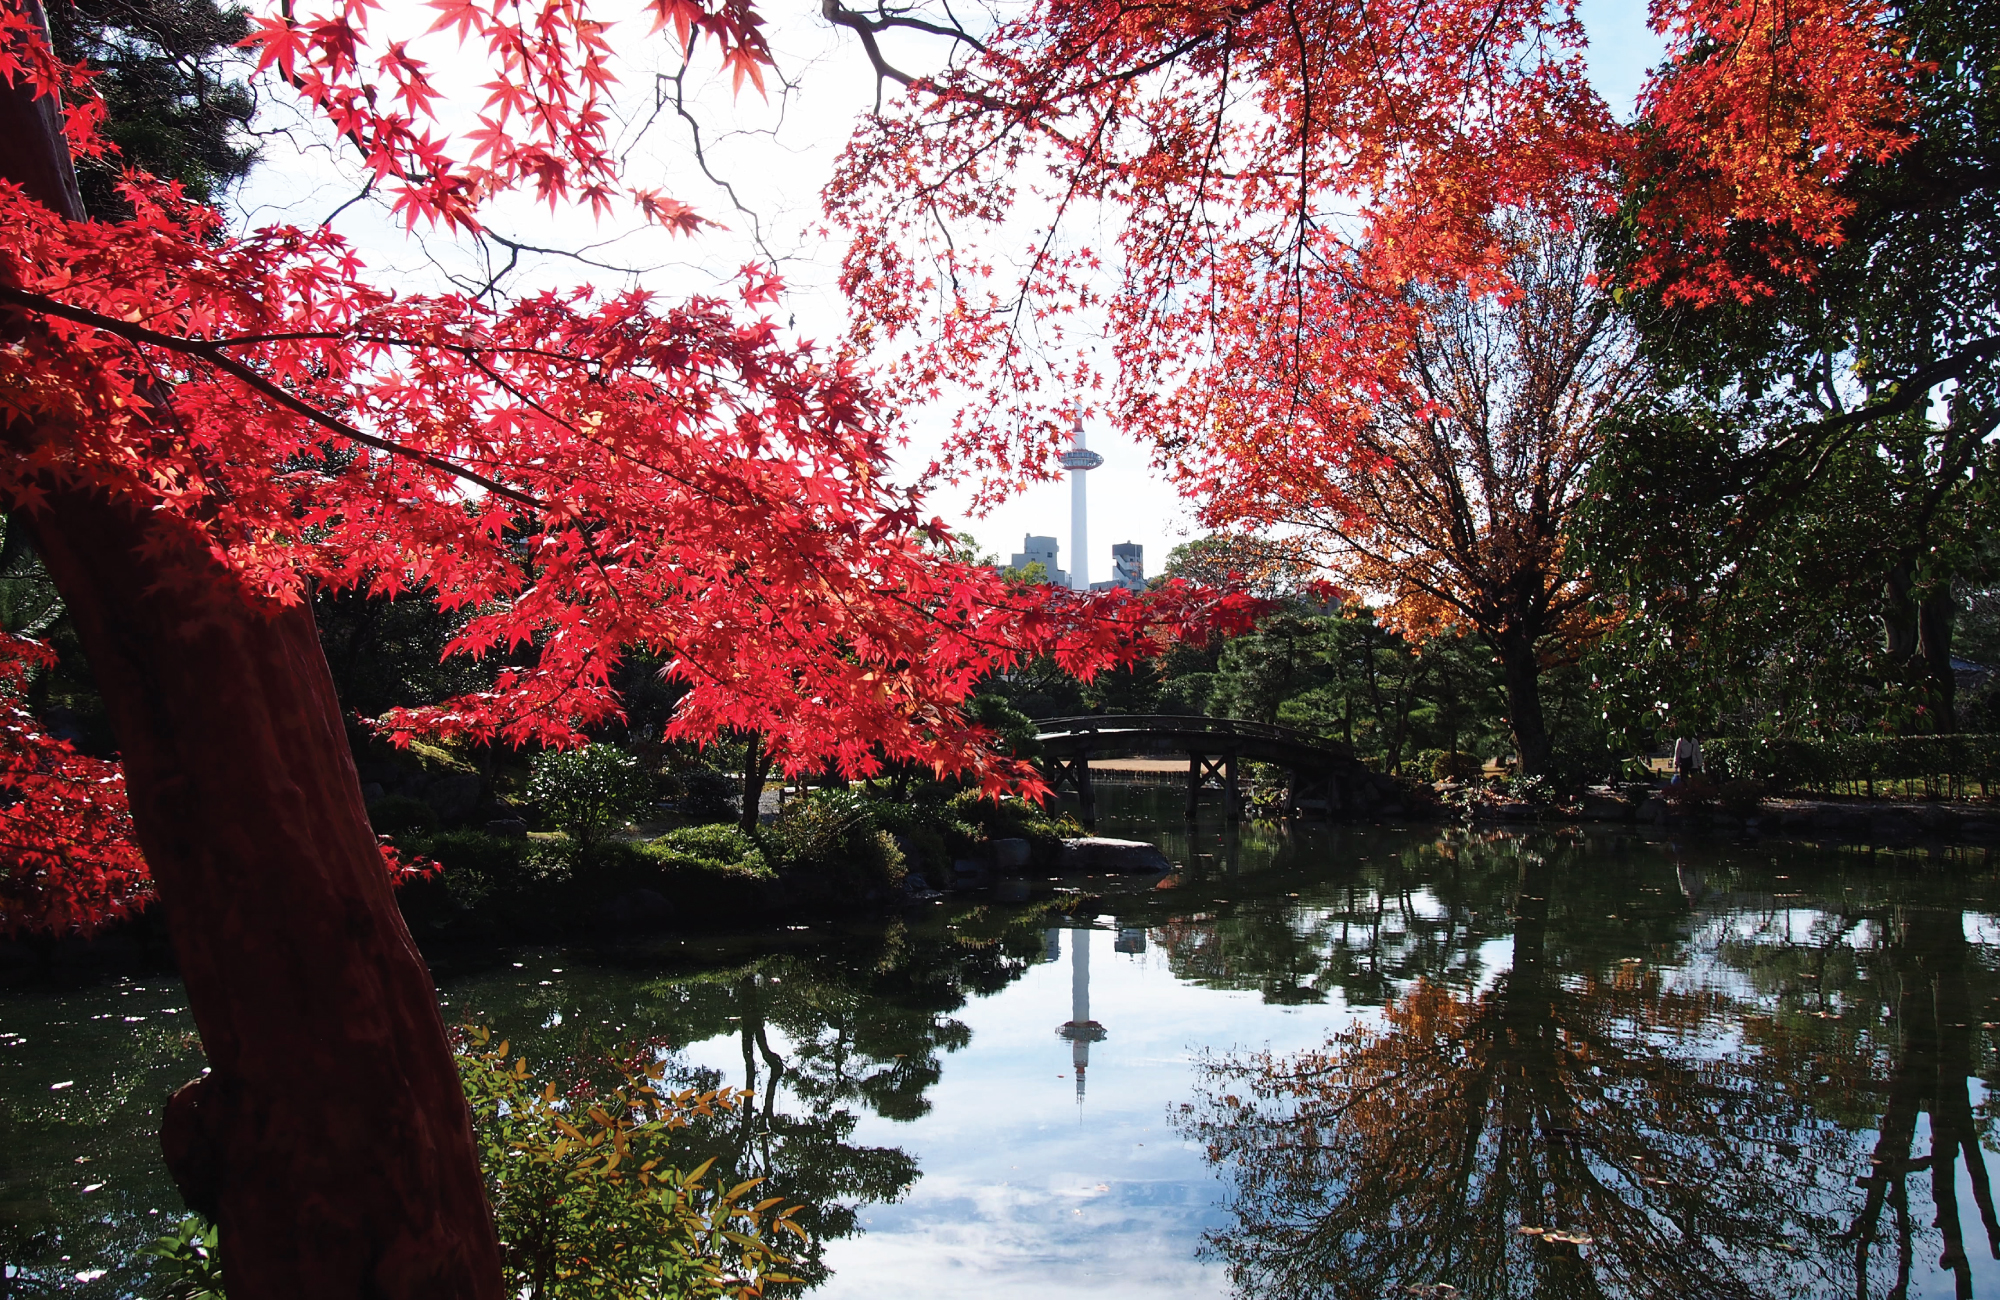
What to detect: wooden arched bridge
<box><xmin>1032</xmin><ymin>714</ymin><xmax>1396</xmax><ymax>823</ymax></box>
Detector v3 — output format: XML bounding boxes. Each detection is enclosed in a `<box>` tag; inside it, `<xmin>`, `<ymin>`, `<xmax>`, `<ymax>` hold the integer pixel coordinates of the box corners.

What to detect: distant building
<box><xmin>1007</xmin><ymin>534</ymin><xmax>1068</xmax><ymax>587</ymax></box>
<box><xmin>1090</xmin><ymin>542</ymin><xmax>1144</xmax><ymax>594</ymax></box>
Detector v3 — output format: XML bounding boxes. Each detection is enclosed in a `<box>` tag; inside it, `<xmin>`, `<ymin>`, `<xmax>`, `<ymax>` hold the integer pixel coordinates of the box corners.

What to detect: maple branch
<box><xmin>822</xmin><ymin>0</ymin><xmax>918</xmax><ymax>105</ymax></box>
<box><xmin>0</xmin><ymin>284</ymin><xmax>543</xmax><ymax>510</ymax></box>
<box><xmin>655</xmin><ymin>53</ymin><xmax>774</xmax><ymax>263</ymax></box>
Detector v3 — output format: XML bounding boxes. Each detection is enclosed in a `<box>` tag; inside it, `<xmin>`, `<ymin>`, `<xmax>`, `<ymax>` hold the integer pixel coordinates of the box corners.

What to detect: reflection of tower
<box><xmin>1057</xmin><ymin>925</ymin><xmax>1107</xmax><ymax>1102</ymax></box>
<box><xmin>1059</xmin><ymin>418</ymin><xmax>1103</xmax><ymax>592</ymax></box>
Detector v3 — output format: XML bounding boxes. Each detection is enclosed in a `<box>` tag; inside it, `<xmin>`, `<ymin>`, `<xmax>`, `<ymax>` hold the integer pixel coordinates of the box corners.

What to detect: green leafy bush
<box><xmin>1705</xmin><ymin>734</ymin><xmax>2000</xmax><ymax>797</ymax></box>
<box><xmin>367</xmin><ymin>793</ymin><xmax>438</xmax><ymax>836</ymax></box>
<box><xmin>668</xmin><ymin>767</ymin><xmax>738</xmax><ymax>824</ymax></box>
<box><xmin>646</xmin><ymin>823</ymin><xmax>762</xmax><ymax>871</ymax></box>
<box><xmin>1428</xmin><ymin>750</ymin><xmax>1485</xmax><ymax>782</ymax></box>
<box><xmin>457</xmin><ymin>1026</ymin><xmax>804</xmax><ymax>1298</ymax></box>
<box><xmin>142</xmin><ymin>1215</ymin><xmax>224</xmax><ymax>1300</ymax></box>
<box><xmin>530</xmin><ymin>744</ymin><xmax>654</xmax><ymax>860</ymax></box>
<box><xmin>1544</xmin><ymin>739</ymin><xmax>1625</xmax><ymax>793</ymax></box>
<box><xmin>854</xmin><ymin>796</ymin><xmax>959</xmax><ymax>875</ymax></box>
<box><xmin>768</xmin><ymin>790</ymin><xmax>907</xmax><ymax>893</ymax></box>
<box><xmin>946</xmin><ymin>790</ymin><xmax>1084</xmax><ymax>849</ymax></box>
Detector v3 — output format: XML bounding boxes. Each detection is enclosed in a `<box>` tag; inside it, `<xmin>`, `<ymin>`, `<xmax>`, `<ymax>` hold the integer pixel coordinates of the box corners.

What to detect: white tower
<box><xmin>1059</xmin><ymin>417</ymin><xmax>1103</xmax><ymax>592</ymax></box>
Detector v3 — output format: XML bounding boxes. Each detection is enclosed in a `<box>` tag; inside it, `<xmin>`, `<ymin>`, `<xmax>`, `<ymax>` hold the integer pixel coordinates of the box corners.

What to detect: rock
<box><xmin>1060</xmin><ymin>837</ymin><xmax>1173</xmax><ymax>874</ymax></box>
<box><xmin>485</xmin><ymin>817</ymin><xmax>528</xmax><ymax>839</ymax></box>
<box><xmin>900</xmin><ymin>873</ymin><xmax>944</xmax><ymax>902</ymax></box>
<box><xmin>423</xmin><ymin>773</ymin><xmax>484</xmax><ymax>825</ymax></box>
<box><xmin>1637</xmin><ymin>797</ymin><xmax>1668</xmax><ymax>824</ymax></box>
<box><xmin>1579</xmin><ymin>791</ymin><xmax>1631</xmax><ymax>821</ymax></box>
<box><xmin>988</xmin><ymin>837</ymin><xmax>1033</xmax><ymax>871</ymax></box>
<box><xmin>949</xmin><ymin>858</ymin><xmax>991</xmax><ymax>889</ymax></box>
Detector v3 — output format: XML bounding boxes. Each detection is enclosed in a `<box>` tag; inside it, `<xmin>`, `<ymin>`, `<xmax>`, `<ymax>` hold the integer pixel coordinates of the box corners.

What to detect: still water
<box><xmin>8</xmin><ymin>784</ymin><xmax>2000</xmax><ymax>1298</ymax></box>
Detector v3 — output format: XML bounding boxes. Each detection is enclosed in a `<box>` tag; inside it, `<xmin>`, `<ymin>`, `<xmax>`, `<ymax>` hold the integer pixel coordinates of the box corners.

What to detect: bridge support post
<box><xmin>1075</xmin><ymin>749</ymin><xmax>1096</xmax><ymax>826</ymax></box>
<box><xmin>1186</xmin><ymin>751</ymin><xmax>1203</xmax><ymax>819</ymax></box>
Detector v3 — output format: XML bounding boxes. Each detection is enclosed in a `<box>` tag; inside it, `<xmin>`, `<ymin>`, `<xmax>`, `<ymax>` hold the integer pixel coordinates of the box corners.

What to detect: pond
<box><xmin>8</xmin><ymin>784</ymin><xmax>2000</xmax><ymax>1298</ymax></box>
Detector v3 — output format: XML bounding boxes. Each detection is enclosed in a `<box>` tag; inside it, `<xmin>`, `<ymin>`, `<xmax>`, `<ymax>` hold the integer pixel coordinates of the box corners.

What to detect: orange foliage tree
<box><xmin>1214</xmin><ymin>223</ymin><xmax>1648</xmax><ymax>774</ymax></box>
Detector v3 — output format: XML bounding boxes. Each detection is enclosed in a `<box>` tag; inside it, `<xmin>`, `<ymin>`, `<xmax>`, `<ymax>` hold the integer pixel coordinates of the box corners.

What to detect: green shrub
<box><xmin>668</xmin><ymin>766</ymin><xmax>738</xmax><ymax>824</ymax></box>
<box><xmin>1705</xmin><ymin>733</ymin><xmax>2000</xmax><ymax>796</ymax></box>
<box><xmin>367</xmin><ymin>793</ymin><xmax>438</xmax><ymax>836</ymax></box>
<box><xmin>1544</xmin><ymin>739</ymin><xmax>1625</xmax><ymax>793</ymax></box>
<box><xmin>641</xmin><ymin>824</ymin><xmax>766</xmax><ymax>877</ymax></box>
<box><xmin>848</xmin><ymin>795</ymin><xmax>960</xmax><ymax>874</ymax></box>
<box><xmin>946</xmin><ymin>790</ymin><xmax>1084</xmax><ymax>849</ymax></box>
<box><xmin>529</xmin><ymin>743</ymin><xmax>653</xmax><ymax>860</ymax></box>
<box><xmin>1429</xmin><ymin>750</ymin><xmax>1484</xmax><ymax>782</ymax></box>
<box><xmin>458</xmin><ymin>1026</ymin><xmax>804</xmax><ymax>1298</ymax></box>
<box><xmin>142</xmin><ymin>1215</ymin><xmax>224</xmax><ymax>1300</ymax></box>
<box><xmin>770</xmin><ymin>789</ymin><xmax>907</xmax><ymax>892</ymax></box>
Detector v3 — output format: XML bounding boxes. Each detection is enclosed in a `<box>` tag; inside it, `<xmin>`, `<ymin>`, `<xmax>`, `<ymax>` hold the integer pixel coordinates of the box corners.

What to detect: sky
<box><xmin>229</xmin><ymin>0</ymin><xmax>1667</xmax><ymax>586</ymax></box>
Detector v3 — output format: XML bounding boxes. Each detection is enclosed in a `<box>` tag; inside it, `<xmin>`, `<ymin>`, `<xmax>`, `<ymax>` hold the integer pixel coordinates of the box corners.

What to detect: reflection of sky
<box><xmin>669</xmin><ymin>872</ymin><xmax>2000</xmax><ymax>1299</ymax></box>
<box><xmin>681</xmin><ymin>924</ymin><xmax>1351</xmax><ymax>1297</ymax></box>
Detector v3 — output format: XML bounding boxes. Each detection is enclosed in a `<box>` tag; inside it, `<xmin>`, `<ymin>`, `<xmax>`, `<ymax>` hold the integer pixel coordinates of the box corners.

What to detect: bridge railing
<box><xmin>1032</xmin><ymin>713</ymin><xmax>1342</xmax><ymax>751</ymax></box>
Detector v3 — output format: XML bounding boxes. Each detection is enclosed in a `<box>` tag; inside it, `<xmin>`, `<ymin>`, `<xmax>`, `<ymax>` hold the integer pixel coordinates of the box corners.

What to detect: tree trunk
<box><xmin>1496</xmin><ymin>631</ymin><xmax>1551</xmax><ymax>777</ymax></box>
<box><xmin>2</xmin><ymin>32</ymin><xmax>503</xmax><ymax>1299</ymax></box>
<box><xmin>739</xmin><ymin>730</ymin><xmax>769</xmax><ymax>832</ymax></box>
<box><xmin>1886</xmin><ymin>563</ymin><xmax>1959</xmax><ymax>731</ymax></box>
<box><xmin>1919</xmin><ymin>584</ymin><xmax>1958</xmax><ymax>732</ymax></box>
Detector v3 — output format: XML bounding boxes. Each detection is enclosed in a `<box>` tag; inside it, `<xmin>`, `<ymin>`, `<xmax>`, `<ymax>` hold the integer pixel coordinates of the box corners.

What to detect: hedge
<box><xmin>1704</xmin><ymin>734</ymin><xmax>2000</xmax><ymax>798</ymax></box>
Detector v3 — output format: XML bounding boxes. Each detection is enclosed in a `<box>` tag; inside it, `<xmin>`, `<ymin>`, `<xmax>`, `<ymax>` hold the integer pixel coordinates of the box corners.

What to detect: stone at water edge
<box><xmin>1060</xmin><ymin>838</ymin><xmax>1172</xmax><ymax>874</ymax></box>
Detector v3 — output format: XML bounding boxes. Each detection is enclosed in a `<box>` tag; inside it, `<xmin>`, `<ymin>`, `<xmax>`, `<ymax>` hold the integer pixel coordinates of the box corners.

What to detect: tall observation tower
<box><xmin>1058</xmin><ymin>418</ymin><xmax>1103</xmax><ymax>592</ymax></box>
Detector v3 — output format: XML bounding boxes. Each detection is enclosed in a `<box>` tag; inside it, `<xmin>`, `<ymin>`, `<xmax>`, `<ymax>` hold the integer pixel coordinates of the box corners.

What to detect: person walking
<box><xmin>1672</xmin><ymin>734</ymin><xmax>1702</xmax><ymax>784</ymax></box>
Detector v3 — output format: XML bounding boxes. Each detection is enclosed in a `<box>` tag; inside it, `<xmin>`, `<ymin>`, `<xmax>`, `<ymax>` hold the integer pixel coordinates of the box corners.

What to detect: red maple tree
<box><xmin>0</xmin><ymin>1</ymin><xmax>1256</xmax><ymax>1293</ymax></box>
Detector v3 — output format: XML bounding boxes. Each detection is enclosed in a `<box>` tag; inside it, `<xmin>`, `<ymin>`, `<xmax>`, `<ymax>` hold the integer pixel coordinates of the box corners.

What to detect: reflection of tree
<box><xmin>1704</xmin><ymin>887</ymin><xmax>2000</xmax><ymax>1299</ymax></box>
<box><xmin>1177</xmin><ymin>853</ymin><xmax>1839</xmax><ymax>1300</ymax></box>
<box><xmin>1150</xmin><ymin>829</ymin><xmax>1690</xmax><ymax>1010</ymax></box>
<box><xmin>471</xmin><ymin>919</ymin><xmax>1041</xmax><ymax>1288</ymax></box>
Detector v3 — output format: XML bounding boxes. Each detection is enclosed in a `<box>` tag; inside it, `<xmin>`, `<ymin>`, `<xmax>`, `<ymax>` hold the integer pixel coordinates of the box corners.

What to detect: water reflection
<box><xmin>448</xmin><ymin>919</ymin><xmax>1049</xmax><ymax>1285</ymax></box>
<box><xmin>12</xmin><ymin>793</ymin><xmax>2000</xmax><ymax>1299</ymax></box>
<box><xmin>1168</xmin><ymin>828</ymin><xmax>2000</xmax><ymax>1300</ymax></box>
